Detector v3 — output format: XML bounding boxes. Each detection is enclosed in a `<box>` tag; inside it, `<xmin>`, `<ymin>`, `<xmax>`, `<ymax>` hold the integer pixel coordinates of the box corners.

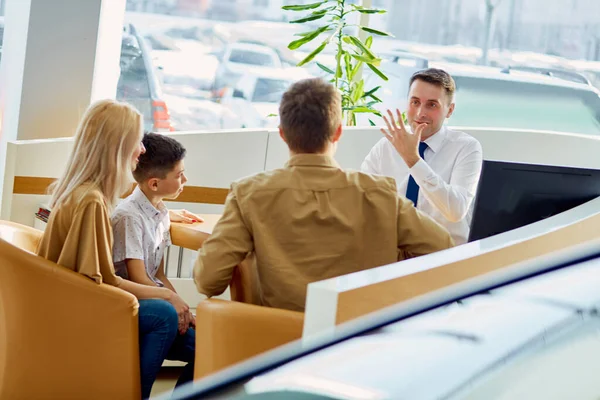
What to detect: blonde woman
<box><xmin>37</xmin><ymin>99</ymin><xmax>195</xmax><ymax>399</ymax></box>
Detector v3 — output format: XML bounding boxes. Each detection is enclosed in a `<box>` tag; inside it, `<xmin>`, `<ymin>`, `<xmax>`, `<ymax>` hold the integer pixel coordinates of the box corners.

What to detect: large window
<box><xmin>117</xmin><ymin>1</ymin><xmax>600</xmax><ymax>133</ymax></box>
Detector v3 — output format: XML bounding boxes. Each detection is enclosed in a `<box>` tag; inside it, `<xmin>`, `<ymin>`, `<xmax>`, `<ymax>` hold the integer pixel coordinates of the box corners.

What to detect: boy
<box><xmin>112</xmin><ymin>132</ymin><xmax>194</xmax><ymax>295</ymax></box>
<box><xmin>111</xmin><ymin>132</ymin><xmax>198</xmax><ymax>387</ymax></box>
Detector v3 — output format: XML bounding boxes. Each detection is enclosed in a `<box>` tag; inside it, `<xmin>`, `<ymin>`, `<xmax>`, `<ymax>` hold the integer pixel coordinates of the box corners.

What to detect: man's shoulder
<box><xmin>230</xmin><ymin>169</ymin><xmax>285</xmax><ymax>193</ymax></box>
<box><xmin>230</xmin><ymin>166</ymin><xmax>397</xmax><ymax>194</ymax></box>
<box><xmin>347</xmin><ymin>169</ymin><xmax>398</xmax><ymax>192</ymax></box>
<box><xmin>446</xmin><ymin>127</ymin><xmax>480</xmax><ymax>144</ymax></box>
<box><xmin>445</xmin><ymin>127</ymin><xmax>482</xmax><ymax>151</ymax></box>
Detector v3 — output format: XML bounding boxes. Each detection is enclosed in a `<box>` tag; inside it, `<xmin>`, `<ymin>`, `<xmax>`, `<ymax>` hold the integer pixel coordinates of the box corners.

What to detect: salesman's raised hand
<box><xmin>381</xmin><ymin>109</ymin><xmax>427</xmax><ymax>168</ymax></box>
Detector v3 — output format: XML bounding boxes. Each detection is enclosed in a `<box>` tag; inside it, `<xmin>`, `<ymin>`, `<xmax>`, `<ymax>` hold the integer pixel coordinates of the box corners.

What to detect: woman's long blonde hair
<box><xmin>49</xmin><ymin>99</ymin><xmax>143</xmax><ymax>210</ymax></box>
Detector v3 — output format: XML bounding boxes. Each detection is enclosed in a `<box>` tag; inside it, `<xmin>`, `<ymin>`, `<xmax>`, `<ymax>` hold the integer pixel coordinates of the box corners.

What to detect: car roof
<box><xmin>428</xmin><ymin>61</ymin><xmax>596</xmax><ymax>91</ymax></box>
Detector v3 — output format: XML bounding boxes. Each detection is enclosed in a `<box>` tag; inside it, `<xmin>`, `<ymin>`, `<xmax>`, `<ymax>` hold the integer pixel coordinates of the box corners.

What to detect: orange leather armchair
<box><xmin>0</xmin><ymin>219</ymin><xmax>43</xmax><ymax>253</ymax></box>
<box><xmin>194</xmin><ymin>256</ymin><xmax>304</xmax><ymax>380</ymax></box>
<box><xmin>0</xmin><ymin>223</ymin><xmax>141</xmax><ymax>399</ymax></box>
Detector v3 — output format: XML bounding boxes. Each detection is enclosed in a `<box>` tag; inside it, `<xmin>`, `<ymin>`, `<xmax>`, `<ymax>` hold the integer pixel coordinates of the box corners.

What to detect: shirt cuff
<box><xmin>408</xmin><ymin>158</ymin><xmax>436</xmax><ymax>186</ymax></box>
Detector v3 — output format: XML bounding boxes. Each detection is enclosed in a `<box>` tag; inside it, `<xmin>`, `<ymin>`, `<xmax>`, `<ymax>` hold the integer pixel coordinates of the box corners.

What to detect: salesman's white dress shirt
<box><xmin>361</xmin><ymin>126</ymin><xmax>483</xmax><ymax>244</ymax></box>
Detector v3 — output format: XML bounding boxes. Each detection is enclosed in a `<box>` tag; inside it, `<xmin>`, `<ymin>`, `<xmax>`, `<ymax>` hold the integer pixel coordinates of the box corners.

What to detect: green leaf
<box><xmin>350</xmin><ymin>5</ymin><xmax>386</xmax><ymax>14</ymax></box>
<box><xmin>344</xmin><ymin>52</ymin><xmax>352</xmax><ymax>80</ymax></box>
<box><xmin>356</xmin><ymin>9</ymin><xmax>386</xmax><ymax>14</ymax></box>
<box><xmin>349</xmin><ymin>53</ymin><xmax>382</xmax><ymax>67</ymax></box>
<box><xmin>290</xmin><ymin>13</ymin><xmax>327</xmax><ymax>23</ymax></box>
<box><xmin>316</xmin><ymin>62</ymin><xmax>334</xmax><ymax>74</ymax></box>
<box><xmin>360</xmin><ymin>26</ymin><xmax>393</xmax><ymax>37</ymax></box>
<box><xmin>288</xmin><ymin>25</ymin><xmax>331</xmax><ymax>50</ymax></box>
<box><xmin>348</xmin><ymin>35</ymin><xmax>376</xmax><ymax>59</ymax></box>
<box><xmin>368</xmin><ymin>93</ymin><xmax>382</xmax><ymax>102</ymax></box>
<box><xmin>367</xmin><ymin>63</ymin><xmax>389</xmax><ymax>81</ymax></box>
<box><xmin>368</xmin><ymin>119</ymin><xmax>376</xmax><ymax>126</ymax></box>
<box><xmin>351</xmin><ymin>80</ymin><xmax>364</xmax><ymax>103</ymax></box>
<box><xmin>309</xmin><ymin>8</ymin><xmax>330</xmax><ymax>16</ymax></box>
<box><xmin>362</xmin><ymin>86</ymin><xmax>381</xmax><ymax>98</ymax></box>
<box><xmin>365</xmin><ymin>35</ymin><xmax>373</xmax><ymax>48</ymax></box>
<box><xmin>266</xmin><ymin>113</ymin><xmax>278</xmax><ymax>118</ymax></box>
<box><xmin>282</xmin><ymin>1</ymin><xmax>329</xmax><ymax>11</ymax></box>
<box><xmin>350</xmin><ymin>53</ymin><xmax>375</xmax><ymax>64</ymax></box>
<box><xmin>294</xmin><ymin>25</ymin><xmax>331</xmax><ymax>37</ymax></box>
<box><xmin>347</xmin><ymin>106</ymin><xmax>376</xmax><ymax>113</ymax></box>
<box><xmin>297</xmin><ymin>41</ymin><xmax>327</xmax><ymax>66</ymax></box>
<box><xmin>335</xmin><ymin>49</ymin><xmax>343</xmax><ymax>79</ymax></box>
<box><xmin>350</xmin><ymin>60</ymin><xmax>362</xmax><ymax>81</ymax></box>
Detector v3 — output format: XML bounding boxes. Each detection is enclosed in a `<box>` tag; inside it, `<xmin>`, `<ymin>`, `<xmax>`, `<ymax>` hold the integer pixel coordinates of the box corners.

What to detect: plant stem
<box><xmin>335</xmin><ymin>0</ymin><xmax>344</xmax><ymax>92</ymax></box>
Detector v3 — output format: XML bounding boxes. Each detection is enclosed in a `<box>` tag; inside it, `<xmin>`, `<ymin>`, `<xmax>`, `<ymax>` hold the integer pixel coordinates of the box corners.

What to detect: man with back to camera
<box><xmin>362</xmin><ymin>68</ymin><xmax>483</xmax><ymax>245</ymax></box>
<box><xmin>193</xmin><ymin>77</ymin><xmax>453</xmax><ymax>312</ymax></box>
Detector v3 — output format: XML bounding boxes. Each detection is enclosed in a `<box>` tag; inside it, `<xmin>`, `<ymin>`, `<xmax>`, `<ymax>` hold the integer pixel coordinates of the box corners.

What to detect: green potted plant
<box><xmin>283</xmin><ymin>0</ymin><xmax>391</xmax><ymax>126</ymax></box>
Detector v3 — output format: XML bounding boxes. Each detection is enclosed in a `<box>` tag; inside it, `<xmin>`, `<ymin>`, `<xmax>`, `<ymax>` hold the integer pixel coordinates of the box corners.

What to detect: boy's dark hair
<box><xmin>409</xmin><ymin>68</ymin><xmax>456</xmax><ymax>101</ymax></box>
<box><xmin>133</xmin><ymin>133</ymin><xmax>186</xmax><ymax>183</ymax></box>
<box><xmin>279</xmin><ymin>78</ymin><xmax>342</xmax><ymax>154</ymax></box>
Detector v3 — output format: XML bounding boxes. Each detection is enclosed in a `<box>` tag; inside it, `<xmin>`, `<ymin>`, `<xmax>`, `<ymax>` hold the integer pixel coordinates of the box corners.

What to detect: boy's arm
<box><xmin>125</xmin><ymin>259</ymin><xmax>160</xmax><ymax>287</ymax></box>
<box><xmin>155</xmin><ymin>259</ymin><xmax>177</xmax><ymax>292</ymax></box>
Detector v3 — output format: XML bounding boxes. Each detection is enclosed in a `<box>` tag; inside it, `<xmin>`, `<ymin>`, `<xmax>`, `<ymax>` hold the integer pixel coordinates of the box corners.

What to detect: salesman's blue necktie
<box><xmin>406</xmin><ymin>142</ymin><xmax>429</xmax><ymax>206</ymax></box>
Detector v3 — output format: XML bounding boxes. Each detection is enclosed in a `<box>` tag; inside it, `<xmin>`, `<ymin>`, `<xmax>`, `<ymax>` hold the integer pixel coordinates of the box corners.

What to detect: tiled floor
<box><xmin>150</xmin><ymin>367</ymin><xmax>182</xmax><ymax>398</ymax></box>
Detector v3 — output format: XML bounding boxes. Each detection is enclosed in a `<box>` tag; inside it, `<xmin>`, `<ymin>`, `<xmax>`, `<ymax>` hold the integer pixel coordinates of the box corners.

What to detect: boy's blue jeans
<box><xmin>138</xmin><ymin>299</ymin><xmax>196</xmax><ymax>399</ymax></box>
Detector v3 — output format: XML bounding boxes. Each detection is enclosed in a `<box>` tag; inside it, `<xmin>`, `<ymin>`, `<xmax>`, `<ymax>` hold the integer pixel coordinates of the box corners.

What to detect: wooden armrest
<box><xmin>170</xmin><ymin>215</ymin><xmax>222</xmax><ymax>251</ymax></box>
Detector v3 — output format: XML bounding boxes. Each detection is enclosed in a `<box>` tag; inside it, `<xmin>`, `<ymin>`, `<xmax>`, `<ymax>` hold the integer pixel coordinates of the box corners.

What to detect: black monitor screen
<box><xmin>468</xmin><ymin>160</ymin><xmax>600</xmax><ymax>242</ymax></box>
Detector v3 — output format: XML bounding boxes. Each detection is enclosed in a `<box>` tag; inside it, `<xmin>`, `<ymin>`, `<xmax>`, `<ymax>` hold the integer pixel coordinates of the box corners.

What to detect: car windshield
<box><xmin>252</xmin><ymin>78</ymin><xmax>290</xmax><ymax>103</ymax></box>
<box><xmin>229</xmin><ymin>49</ymin><xmax>275</xmax><ymax>66</ymax></box>
<box><xmin>451</xmin><ymin>77</ymin><xmax>600</xmax><ymax>136</ymax></box>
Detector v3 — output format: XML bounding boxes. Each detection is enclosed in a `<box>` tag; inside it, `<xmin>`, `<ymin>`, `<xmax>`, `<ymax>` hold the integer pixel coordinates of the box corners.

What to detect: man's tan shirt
<box><xmin>194</xmin><ymin>154</ymin><xmax>453</xmax><ymax>311</ymax></box>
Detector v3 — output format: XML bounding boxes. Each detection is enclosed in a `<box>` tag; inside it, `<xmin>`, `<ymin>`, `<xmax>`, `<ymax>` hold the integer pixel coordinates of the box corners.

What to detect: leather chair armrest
<box><xmin>0</xmin><ymin>242</ymin><xmax>141</xmax><ymax>399</ymax></box>
<box><xmin>194</xmin><ymin>299</ymin><xmax>304</xmax><ymax>379</ymax></box>
<box><xmin>0</xmin><ymin>220</ymin><xmax>43</xmax><ymax>253</ymax></box>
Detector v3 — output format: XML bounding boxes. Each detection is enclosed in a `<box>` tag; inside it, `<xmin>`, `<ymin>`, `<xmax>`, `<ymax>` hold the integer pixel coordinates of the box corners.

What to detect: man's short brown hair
<box><xmin>409</xmin><ymin>68</ymin><xmax>456</xmax><ymax>101</ymax></box>
<box><xmin>279</xmin><ymin>78</ymin><xmax>342</xmax><ymax>153</ymax></box>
